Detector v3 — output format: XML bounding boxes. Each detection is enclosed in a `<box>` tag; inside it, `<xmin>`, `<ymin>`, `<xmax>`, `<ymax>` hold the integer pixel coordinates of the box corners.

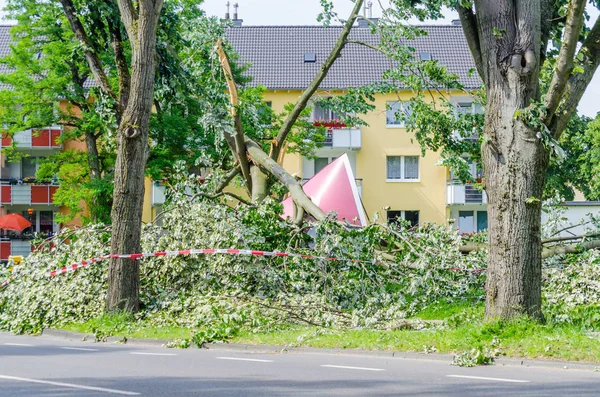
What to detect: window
<box><xmin>457</xmin><ymin>210</ymin><xmax>488</xmax><ymax>233</ymax></box>
<box><xmin>39</xmin><ymin>211</ymin><xmax>53</xmax><ymax>234</ymax></box>
<box><xmin>386</xmin><ymin>101</ymin><xmax>411</xmax><ymax>126</ymax></box>
<box><xmin>314</xmin><ymin>157</ymin><xmax>330</xmax><ymax>174</ymax></box>
<box><xmin>387</xmin><ymin>210</ymin><xmax>419</xmax><ymax>228</ymax></box>
<box><xmin>22</xmin><ymin>157</ymin><xmax>37</xmax><ymax>179</ymax></box>
<box><xmin>386</xmin><ymin>156</ymin><xmax>419</xmax><ymax>181</ymax></box>
<box><xmin>419</xmin><ymin>51</ymin><xmax>432</xmax><ymax>61</ymax></box>
<box><xmin>304</xmin><ymin>52</ymin><xmax>316</xmax><ymax>63</ymax></box>
<box><xmin>258</xmin><ymin>101</ymin><xmax>273</xmax><ymax>125</ymax></box>
<box><xmin>476</xmin><ymin>211</ymin><xmax>488</xmax><ymax>232</ymax></box>
<box><xmin>313</xmin><ymin>99</ymin><xmax>345</xmax><ymax>121</ymax></box>
<box><xmin>455</xmin><ymin>101</ymin><xmax>484</xmax><ymax>117</ymax></box>
<box><xmin>458</xmin><ymin>211</ymin><xmax>474</xmax><ymax>234</ymax></box>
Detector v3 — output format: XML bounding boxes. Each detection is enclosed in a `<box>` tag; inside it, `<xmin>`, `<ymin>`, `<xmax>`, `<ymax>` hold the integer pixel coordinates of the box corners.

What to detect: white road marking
<box><xmin>321</xmin><ymin>365</ymin><xmax>385</xmax><ymax>372</ymax></box>
<box><xmin>3</xmin><ymin>343</ymin><xmax>34</xmax><ymax>347</ymax></box>
<box><xmin>216</xmin><ymin>356</ymin><xmax>274</xmax><ymax>363</ymax></box>
<box><xmin>447</xmin><ymin>375</ymin><xmax>530</xmax><ymax>383</ymax></box>
<box><xmin>129</xmin><ymin>352</ymin><xmax>177</xmax><ymax>356</ymax></box>
<box><xmin>0</xmin><ymin>375</ymin><xmax>140</xmax><ymax>395</ymax></box>
<box><xmin>60</xmin><ymin>347</ymin><xmax>99</xmax><ymax>352</ymax></box>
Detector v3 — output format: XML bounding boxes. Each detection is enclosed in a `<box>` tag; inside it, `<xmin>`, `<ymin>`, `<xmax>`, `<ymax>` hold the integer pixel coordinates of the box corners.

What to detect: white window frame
<box><xmin>386</xmin><ymin>155</ymin><xmax>420</xmax><ymax>182</ymax></box>
<box><xmin>386</xmin><ymin>101</ymin><xmax>411</xmax><ymax>128</ymax></box>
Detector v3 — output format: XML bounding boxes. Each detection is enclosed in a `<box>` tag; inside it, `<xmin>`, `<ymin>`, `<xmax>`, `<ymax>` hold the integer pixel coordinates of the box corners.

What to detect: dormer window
<box><xmin>304</xmin><ymin>52</ymin><xmax>316</xmax><ymax>63</ymax></box>
<box><xmin>419</xmin><ymin>52</ymin><xmax>432</xmax><ymax>61</ymax></box>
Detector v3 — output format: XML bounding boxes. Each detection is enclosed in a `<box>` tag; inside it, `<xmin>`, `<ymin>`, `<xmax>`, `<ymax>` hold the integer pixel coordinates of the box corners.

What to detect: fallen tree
<box><xmin>212</xmin><ymin>0</ymin><xmax>364</xmax><ymax>214</ymax></box>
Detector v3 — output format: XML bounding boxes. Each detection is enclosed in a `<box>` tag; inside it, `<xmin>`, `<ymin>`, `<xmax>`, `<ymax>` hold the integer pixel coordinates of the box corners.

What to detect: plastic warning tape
<box><xmin>0</xmin><ymin>248</ymin><xmax>485</xmax><ymax>288</ymax></box>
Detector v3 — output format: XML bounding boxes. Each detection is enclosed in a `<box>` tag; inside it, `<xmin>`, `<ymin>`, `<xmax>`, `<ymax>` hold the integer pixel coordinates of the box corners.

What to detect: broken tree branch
<box><xmin>269</xmin><ymin>0</ymin><xmax>364</xmax><ymax>162</ymax></box>
<box><xmin>217</xmin><ymin>39</ymin><xmax>253</xmax><ymax>194</ymax></box>
<box><xmin>245</xmin><ymin>139</ymin><xmax>326</xmax><ymax>221</ymax></box>
<box><xmin>542</xmin><ymin>239</ymin><xmax>600</xmax><ymax>259</ymax></box>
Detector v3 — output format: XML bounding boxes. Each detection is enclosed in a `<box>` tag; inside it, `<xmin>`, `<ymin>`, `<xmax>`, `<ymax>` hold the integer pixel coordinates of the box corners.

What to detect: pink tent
<box><xmin>282</xmin><ymin>154</ymin><xmax>367</xmax><ymax>226</ymax></box>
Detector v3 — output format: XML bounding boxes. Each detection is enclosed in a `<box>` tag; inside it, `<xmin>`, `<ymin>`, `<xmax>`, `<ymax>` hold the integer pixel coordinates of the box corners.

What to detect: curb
<box><xmin>39</xmin><ymin>329</ymin><xmax>600</xmax><ymax>371</ymax></box>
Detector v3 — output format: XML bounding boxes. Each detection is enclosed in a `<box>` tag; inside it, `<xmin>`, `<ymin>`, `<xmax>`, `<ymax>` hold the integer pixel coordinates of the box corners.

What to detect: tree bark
<box><xmin>106</xmin><ymin>0</ymin><xmax>164</xmax><ymax>312</ymax></box>
<box><xmin>250</xmin><ymin>165</ymin><xmax>269</xmax><ymax>202</ymax></box>
<box><xmin>468</xmin><ymin>0</ymin><xmax>548</xmax><ymax>320</ymax></box>
<box><xmin>245</xmin><ymin>139</ymin><xmax>326</xmax><ymax>221</ymax></box>
<box><xmin>483</xmin><ymin>103</ymin><xmax>548</xmax><ymax>319</ymax></box>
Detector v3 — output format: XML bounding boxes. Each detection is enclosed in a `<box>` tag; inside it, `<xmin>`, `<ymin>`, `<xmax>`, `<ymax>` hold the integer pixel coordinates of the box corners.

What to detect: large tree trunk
<box><xmin>472</xmin><ymin>0</ymin><xmax>548</xmax><ymax>319</ymax></box>
<box><xmin>483</xmin><ymin>97</ymin><xmax>548</xmax><ymax>319</ymax></box>
<box><xmin>106</xmin><ymin>0</ymin><xmax>164</xmax><ymax>312</ymax></box>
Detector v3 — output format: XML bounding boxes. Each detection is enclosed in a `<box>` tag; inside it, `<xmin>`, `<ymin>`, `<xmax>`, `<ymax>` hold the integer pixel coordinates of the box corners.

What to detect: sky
<box><xmin>0</xmin><ymin>0</ymin><xmax>598</xmax><ymax>117</ymax></box>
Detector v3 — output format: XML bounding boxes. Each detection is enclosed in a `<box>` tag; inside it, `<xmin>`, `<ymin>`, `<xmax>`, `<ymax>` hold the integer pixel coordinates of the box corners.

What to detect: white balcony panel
<box><xmin>11</xmin><ymin>185</ymin><xmax>31</xmax><ymax>205</ymax></box>
<box><xmin>11</xmin><ymin>240</ymin><xmax>31</xmax><ymax>257</ymax></box>
<box><xmin>447</xmin><ymin>184</ymin><xmax>466</xmax><ymax>205</ymax></box>
<box><xmin>447</xmin><ymin>184</ymin><xmax>487</xmax><ymax>205</ymax></box>
<box><xmin>13</xmin><ymin>130</ymin><xmax>32</xmax><ymax>148</ymax></box>
<box><xmin>331</xmin><ymin>128</ymin><xmax>361</xmax><ymax>149</ymax></box>
<box><xmin>152</xmin><ymin>184</ymin><xmax>166</xmax><ymax>206</ymax></box>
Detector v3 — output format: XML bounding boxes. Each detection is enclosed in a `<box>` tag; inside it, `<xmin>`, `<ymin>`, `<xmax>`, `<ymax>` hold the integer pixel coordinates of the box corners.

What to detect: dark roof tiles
<box><xmin>226</xmin><ymin>25</ymin><xmax>481</xmax><ymax>90</ymax></box>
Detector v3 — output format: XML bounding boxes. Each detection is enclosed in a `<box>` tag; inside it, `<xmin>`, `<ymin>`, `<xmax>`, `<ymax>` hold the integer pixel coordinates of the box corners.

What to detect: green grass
<box><xmin>411</xmin><ymin>297</ymin><xmax>484</xmax><ymax>320</ymax></box>
<box><xmin>61</xmin><ymin>313</ymin><xmax>192</xmax><ymax>341</ymax></box>
<box><xmin>58</xmin><ymin>302</ymin><xmax>600</xmax><ymax>363</ymax></box>
<box><xmin>232</xmin><ymin>320</ymin><xmax>600</xmax><ymax>363</ymax></box>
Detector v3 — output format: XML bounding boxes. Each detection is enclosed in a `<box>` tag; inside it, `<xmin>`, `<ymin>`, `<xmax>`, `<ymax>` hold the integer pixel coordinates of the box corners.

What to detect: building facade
<box><xmin>224</xmin><ymin>23</ymin><xmax>488</xmax><ymax>231</ymax></box>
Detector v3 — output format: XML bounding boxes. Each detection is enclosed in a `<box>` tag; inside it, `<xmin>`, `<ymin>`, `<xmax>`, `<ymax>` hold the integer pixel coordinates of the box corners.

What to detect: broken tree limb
<box><xmin>268</xmin><ymin>0</ymin><xmax>364</xmax><ymax>162</ymax></box>
<box><xmin>245</xmin><ymin>139</ymin><xmax>326</xmax><ymax>221</ymax></box>
<box><xmin>217</xmin><ymin>39</ymin><xmax>252</xmax><ymax>193</ymax></box>
<box><xmin>542</xmin><ymin>239</ymin><xmax>600</xmax><ymax>259</ymax></box>
<box><xmin>542</xmin><ymin>232</ymin><xmax>600</xmax><ymax>244</ymax></box>
<box><xmin>215</xmin><ymin>167</ymin><xmax>240</xmax><ymax>193</ymax></box>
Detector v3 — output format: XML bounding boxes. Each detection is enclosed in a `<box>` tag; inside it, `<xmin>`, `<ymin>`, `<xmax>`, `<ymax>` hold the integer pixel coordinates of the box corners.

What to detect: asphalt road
<box><xmin>0</xmin><ymin>333</ymin><xmax>599</xmax><ymax>396</ymax></box>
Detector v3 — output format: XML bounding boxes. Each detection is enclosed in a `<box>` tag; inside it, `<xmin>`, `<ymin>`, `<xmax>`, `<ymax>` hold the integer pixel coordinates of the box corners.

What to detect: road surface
<box><xmin>0</xmin><ymin>332</ymin><xmax>599</xmax><ymax>396</ymax></box>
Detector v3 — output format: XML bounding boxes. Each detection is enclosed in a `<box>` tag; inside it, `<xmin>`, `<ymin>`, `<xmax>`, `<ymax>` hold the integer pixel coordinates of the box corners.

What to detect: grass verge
<box><xmin>58</xmin><ymin>301</ymin><xmax>600</xmax><ymax>363</ymax></box>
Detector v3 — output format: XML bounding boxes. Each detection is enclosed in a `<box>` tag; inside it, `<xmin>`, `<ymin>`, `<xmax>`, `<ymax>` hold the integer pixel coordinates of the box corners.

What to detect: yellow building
<box><xmin>145</xmin><ymin>22</ymin><xmax>488</xmax><ymax>233</ymax></box>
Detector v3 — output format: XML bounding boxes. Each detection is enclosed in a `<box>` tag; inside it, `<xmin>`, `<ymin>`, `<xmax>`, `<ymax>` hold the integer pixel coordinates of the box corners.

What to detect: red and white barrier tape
<box><xmin>0</xmin><ymin>248</ymin><xmax>485</xmax><ymax>288</ymax></box>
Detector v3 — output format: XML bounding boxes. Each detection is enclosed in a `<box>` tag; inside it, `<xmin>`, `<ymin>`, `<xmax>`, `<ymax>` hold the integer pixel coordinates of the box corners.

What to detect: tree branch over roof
<box><xmin>457</xmin><ymin>4</ymin><xmax>484</xmax><ymax>82</ymax></box>
<box><xmin>269</xmin><ymin>0</ymin><xmax>364</xmax><ymax>162</ymax></box>
<box><xmin>58</xmin><ymin>0</ymin><xmax>116</xmax><ymax>101</ymax></box>
<box><xmin>551</xmin><ymin>13</ymin><xmax>600</xmax><ymax>138</ymax></box>
<box><xmin>543</xmin><ymin>0</ymin><xmax>586</xmax><ymax>125</ymax></box>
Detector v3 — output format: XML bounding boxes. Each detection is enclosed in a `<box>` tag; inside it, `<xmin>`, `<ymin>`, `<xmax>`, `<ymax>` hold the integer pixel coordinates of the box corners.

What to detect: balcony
<box><xmin>0</xmin><ymin>184</ymin><xmax>59</xmax><ymax>205</ymax></box>
<box><xmin>447</xmin><ymin>182</ymin><xmax>487</xmax><ymax>205</ymax></box>
<box><xmin>152</xmin><ymin>184</ymin><xmax>166</xmax><ymax>206</ymax></box>
<box><xmin>0</xmin><ymin>239</ymin><xmax>52</xmax><ymax>260</ymax></box>
<box><xmin>1</xmin><ymin>127</ymin><xmax>62</xmax><ymax>149</ymax></box>
<box><xmin>322</xmin><ymin>128</ymin><xmax>362</xmax><ymax>149</ymax></box>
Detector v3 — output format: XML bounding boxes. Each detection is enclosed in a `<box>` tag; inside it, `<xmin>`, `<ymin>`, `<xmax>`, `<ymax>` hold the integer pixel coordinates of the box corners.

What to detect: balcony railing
<box><xmin>447</xmin><ymin>182</ymin><xmax>487</xmax><ymax>205</ymax></box>
<box><xmin>0</xmin><ymin>234</ymin><xmax>53</xmax><ymax>261</ymax></box>
<box><xmin>152</xmin><ymin>184</ymin><xmax>166</xmax><ymax>206</ymax></box>
<box><xmin>321</xmin><ymin>128</ymin><xmax>362</xmax><ymax>149</ymax></box>
<box><xmin>1</xmin><ymin>127</ymin><xmax>62</xmax><ymax>149</ymax></box>
<box><xmin>0</xmin><ymin>184</ymin><xmax>59</xmax><ymax>205</ymax></box>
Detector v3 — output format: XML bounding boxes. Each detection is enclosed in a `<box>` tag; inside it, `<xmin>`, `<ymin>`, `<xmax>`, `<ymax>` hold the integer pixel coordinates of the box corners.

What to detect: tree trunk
<box><xmin>250</xmin><ymin>165</ymin><xmax>268</xmax><ymax>202</ymax></box>
<box><xmin>106</xmin><ymin>0</ymin><xmax>163</xmax><ymax>312</ymax></box>
<box><xmin>467</xmin><ymin>0</ymin><xmax>549</xmax><ymax>320</ymax></box>
<box><xmin>483</xmin><ymin>99</ymin><xmax>548</xmax><ymax>319</ymax></box>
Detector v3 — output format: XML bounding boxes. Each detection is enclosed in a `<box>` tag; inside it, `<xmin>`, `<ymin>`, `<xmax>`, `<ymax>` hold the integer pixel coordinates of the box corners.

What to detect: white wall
<box><xmin>542</xmin><ymin>202</ymin><xmax>600</xmax><ymax>237</ymax></box>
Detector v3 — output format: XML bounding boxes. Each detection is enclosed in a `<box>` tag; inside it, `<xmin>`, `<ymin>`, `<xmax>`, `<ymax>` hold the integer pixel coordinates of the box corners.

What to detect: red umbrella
<box><xmin>0</xmin><ymin>213</ymin><xmax>32</xmax><ymax>231</ymax></box>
